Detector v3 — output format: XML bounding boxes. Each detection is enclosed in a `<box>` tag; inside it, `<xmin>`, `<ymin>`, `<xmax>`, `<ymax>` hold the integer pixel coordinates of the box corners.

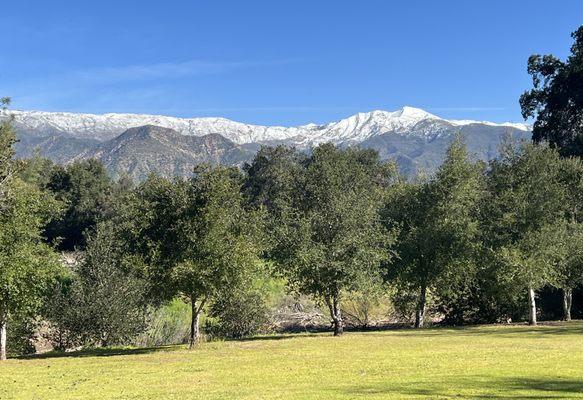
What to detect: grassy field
<box><xmin>1</xmin><ymin>322</ymin><xmax>582</xmax><ymax>399</ymax></box>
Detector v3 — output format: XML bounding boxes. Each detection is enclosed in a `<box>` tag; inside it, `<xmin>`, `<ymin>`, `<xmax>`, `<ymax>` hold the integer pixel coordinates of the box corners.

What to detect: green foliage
<box><xmin>553</xmin><ymin>157</ymin><xmax>583</xmax><ymax>294</ymax></box>
<box><xmin>484</xmin><ymin>143</ymin><xmax>566</xmax><ymax>289</ymax></box>
<box><xmin>16</xmin><ymin>152</ymin><xmax>55</xmax><ymax>188</ymax></box>
<box><xmin>243</xmin><ymin>145</ymin><xmax>305</xmax><ymax>211</ymax></box>
<box><xmin>44</xmin><ymin>160</ymin><xmax>113</xmax><ymax>250</ymax></box>
<box><xmin>42</xmin><ymin>275</ymin><xmax>79</xmax><ymax>350</ymax></box>
<box><xmin>205</xmin><ymin>288</ymin><xmax>269</xmax><ymax>339</ymax></box>
<box><xmin>390</xmin><ymin>288</ymin><xmax>424</xmax><ymax>321</ymax></box>
<box><xmin>496</xmin><ymin>224</ymin><xmax>563</xmax><ymax>291</ymax></box>
<box><xmin>0</xmin><ymin>105</ymin><xmax>61</xmax><ymax>358</ymax></box>
<box><xmin>0</xmin><ymin>97</ymin><xmax>15</xmax><ymax>198</ymax></box>
<box><xmin>0</xmin><ymin>178</ymin><xmax>62</xmax><ymax>316</ymax></box>
<box><xmin>481</xmin><ymin>142</ymin><xmax>570</xmax><ymax>324</ymax></box>
<box><xmin>257</xmin><ymin>144</ymin><xmax>396</xmax><ymax>334</ymax></box>
<box><xmin>6</xmin><ymin>314</ymin><xmax>38</xmax><ymax>357</ymax></box>
<box><xmin>520</xmin><ymin>26</ymin><xmax>583</xmax><ymax>156</ymax></box>
<box><xmin>384</xmin><ymin>135</ymin><xmax>484</xmax><ymax>326</ymax></box>
<box><xmin>135</xmin><ymin>299</ymin><xmax>191</xmax><ymax>347</ymax></box>
<box><xmin>536</xmin><ymin>221</ymin><xmax>583</xmax><ymax>294</ymax></box>
<box><xmin>43</xmin><ymin>222</ymin><xmax>148</xmax><ymax>349</ymax></box>
<box><xmin>560</xmin><ymin>156</ymin><xmax>583</xmax><ymax>223</ymax></box>
<box><xmin>124</xmin><ymin>165</ymin><xmax>263</xmax><ymax>345</ymax></box>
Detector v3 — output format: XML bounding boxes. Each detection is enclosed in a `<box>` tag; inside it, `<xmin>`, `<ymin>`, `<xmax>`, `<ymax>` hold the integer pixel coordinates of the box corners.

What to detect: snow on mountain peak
<box><xmin>1</xmin><ymin>106</ymin><xmax>530</xmax><ymax>146</ymax></box>
<box><xmin>392</xmin><ymin>106</ymin><xmax>439</xmax><ymax>120</ymax></box>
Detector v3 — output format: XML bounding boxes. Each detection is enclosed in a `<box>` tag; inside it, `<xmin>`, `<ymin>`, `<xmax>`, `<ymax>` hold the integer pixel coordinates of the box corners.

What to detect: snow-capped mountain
<box><xmin>2</xmin><ymin>106</ymin><xmax>530</xmax><ymax>146</ymax></box>
<box><xmin>6</xmin><ymin>106</ymin><xmax>532</xmax><ymax>180</ymax></box>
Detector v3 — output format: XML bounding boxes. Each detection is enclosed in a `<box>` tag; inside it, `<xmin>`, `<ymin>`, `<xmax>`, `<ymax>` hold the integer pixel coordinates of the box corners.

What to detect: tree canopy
<box><xmin>124</xmin><ymin>165</ymin><xmax>263</xmax><ymax>346</ymax></box>
<box><xmin>0</xmin><ymin>104</ymin><xmax>61</xmax><ymax>360</ymax></box>
<box><xmin>384</xmin><ymin>136</ymin><xmax>484</xmax><ymax>327</ymax></box>
<box><xmin>520</xmin><ymin>26</ymin><xmax>583</xmax><ymax>156</ymax></box>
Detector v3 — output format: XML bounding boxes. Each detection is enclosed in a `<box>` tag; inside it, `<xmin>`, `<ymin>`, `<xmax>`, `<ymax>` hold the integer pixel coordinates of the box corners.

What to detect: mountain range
<box><xmin>3</xmin><ymin>107</ymin><xmax>532</xmax><ymax>180</ymax></box>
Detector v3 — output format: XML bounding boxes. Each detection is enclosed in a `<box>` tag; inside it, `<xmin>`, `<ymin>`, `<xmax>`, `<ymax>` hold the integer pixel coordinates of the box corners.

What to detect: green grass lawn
<box><xmin>1</xmin><ymin>322</ymin><xmax>582</xmax><ymax>399</ymax></box>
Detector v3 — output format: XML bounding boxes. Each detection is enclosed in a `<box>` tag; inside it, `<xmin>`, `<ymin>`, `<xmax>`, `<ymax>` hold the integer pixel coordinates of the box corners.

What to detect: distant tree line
<box><xmin>1</xmin><ymin>27</ymin><xmax>582</xmax><ymax>360</ymax></box>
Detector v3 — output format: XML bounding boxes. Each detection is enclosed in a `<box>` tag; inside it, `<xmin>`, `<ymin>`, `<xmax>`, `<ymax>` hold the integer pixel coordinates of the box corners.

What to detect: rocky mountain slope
<box><xmin>5</xmin><ymin>107</ymin><xmax>531</xmax><ymax>179</ymax></box>
<box><xmin>80</xmin><ymin>125</ymin><xmax>253</xmax><ymax>180</ymax></box>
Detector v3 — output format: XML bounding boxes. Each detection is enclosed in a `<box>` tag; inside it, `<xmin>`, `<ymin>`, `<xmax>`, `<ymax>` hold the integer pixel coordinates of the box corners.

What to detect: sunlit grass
<box><xmin>1</xmin><ymin>322</ymin><xmax>582</xmax><ymax>399</ymax></box>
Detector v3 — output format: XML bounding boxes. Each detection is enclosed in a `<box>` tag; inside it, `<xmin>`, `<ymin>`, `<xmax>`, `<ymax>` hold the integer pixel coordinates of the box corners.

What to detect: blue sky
<box><xmin>1</xmin><ymin>1</ymin><xmax>581</xmax><ymax>126</ymax></box>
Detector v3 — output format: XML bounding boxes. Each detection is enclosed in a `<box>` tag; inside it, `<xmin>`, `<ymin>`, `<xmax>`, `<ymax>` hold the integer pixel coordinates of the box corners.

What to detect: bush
<box><xmin>43</xmin><ymin>223</ymin><xmax>149</xmax><ymax>349</ymax></box>
<box><xmin>7</xmin><ymin>314</ymin><xmax>37</xmax><ymax>357</ymax></box>
<box><xmin>42</xmin><ymin>277</ymin><xmax>82</xmax><ymax>350</ymax></box>
<box><xmin>134</xmin><ymin>299</ymin><xmax>191</xmax><ymax>347</ymax></box>
<box><xmin>391</xmin><ymin>288</ymin><xmax>424</xmax><ymax>323</ymax></box>
<box><xmin>205</xmin><ymin>290</ymin><xmax>269</xmax><ymax>339</ymax></box>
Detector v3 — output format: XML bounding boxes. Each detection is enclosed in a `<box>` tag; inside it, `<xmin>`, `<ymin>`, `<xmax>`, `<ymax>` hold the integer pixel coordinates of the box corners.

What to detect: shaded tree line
<box><xmin>2</xmin><ymin>128</ymin><xmax>582</xmax><ymax>358</ymax></box>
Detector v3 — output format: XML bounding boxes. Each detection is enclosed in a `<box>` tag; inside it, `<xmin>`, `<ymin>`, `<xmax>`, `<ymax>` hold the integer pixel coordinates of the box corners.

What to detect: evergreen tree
<box><xmin>44</xmin><ymin>160</ymin><xmax>113</xmax><ymax>250</ymax></box>
<box><xmin>43</xmin><ymin>221</ymin><xmax>148</xmax><ymax>348</ymax></box>
<box><xmin>484</xmin><ymin>142</ymin><xmax>566</xmax><ymax>325</ymax></box>
<box><xmin>272</xmin><ymin>144</ymin><xmax>396</xmax><ymax>335</ymax></box>
<box><xmin>125</xmin><ymin>166</ymin><xmax>262</xmax><ymax>347</ymax></box>
<box><xmin>16</xmin><ymin>151</ymin><xmax>55</xmax><ymax>188</ymax></box>
<box><xmin>0</xmin><ymin>104</ymin><xmax>61</xmax><ymax>360</ymax></box>
<box><xmin>520</xmin><ymin>26</ymin><xmax>583</xmax><ymax>156</ymax></box>
<box><xmin>384</xmin><ymin>136</ymin><xmax>483</xmax><ymax>327</ymax></box>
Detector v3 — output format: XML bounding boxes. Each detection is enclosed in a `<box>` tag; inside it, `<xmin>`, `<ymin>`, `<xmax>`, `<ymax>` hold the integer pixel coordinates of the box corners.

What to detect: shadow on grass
<box><xmin>235</xmin><ymin>323</ymin><xmax>413</xmax><ymax>342</ymax></box>
<box><xmin>17</xmin><ymin>345</ymin><xmax>178</xmax><ymax>360</ymax></box>
<box><xmin>18</xmin><ymin>336</ymin><xmax>303</xmax><ymax>360</ymax></box>
<box><xmin>365</xmin><ymin>321</ymin><xmax>583</xmax><ymax>339</ymax></box>
<box><xmin>227</xmin><ymin>322</ymin><xmax>581</xmax><ymax>344</ymax></box>
<box><xmin>340</xmin><ymin>377</ymin><xmax>583</xmax><ymax>399</ymax></box>
<box><xmin>238</xmin><ymin>333</ymin><xmax>300</xmax><ymax>342</ymax></box>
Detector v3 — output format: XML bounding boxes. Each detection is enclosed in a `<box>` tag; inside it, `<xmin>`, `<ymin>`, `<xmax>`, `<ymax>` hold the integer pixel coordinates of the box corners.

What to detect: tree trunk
<box><xmin>189</xmin><ymin>297</ymin><xmax>200</xmax><ymax>348</ymax></box>
<box><xmin>415</xmin><ymin>283</ymin><xmax>427</xmax><ymax>328</ymax></box>
<box><xmin>332</xmin><ymin>294</ymin><xmax>343</xmax><ymax>336</ymax></box>
<box><xmin>563</xmin><ymin>288</ymin><xmax>573</xmax><ymax>322</ymax></box>
<box><xmin>189</xmin><ymin>295</ymin><xmax>207</xmax><ymax>349</ymax></box>
<box><xmin>0</xmin><ymin>305</ymin><xmax>7</xmax><ymax>361</ymax></box>
<box><xmin>326</xmin><ymin>294</ymin><xmax>344</xmax><ymax>336</ymax></box>
<box><xmin>528</xmin><ymin>287</ymin><xmax>537</xmax><ymax>326</ymax></box>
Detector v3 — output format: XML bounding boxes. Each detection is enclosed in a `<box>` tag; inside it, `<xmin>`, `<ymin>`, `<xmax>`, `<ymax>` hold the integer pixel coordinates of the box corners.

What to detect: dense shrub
<box><xmin>43</xmin><ymin>223</ymin><xmax>149</xmax><ymax>349</ymax></box>
<box><xmin>43</xmin><ymin>277</ymin><xmax>82</xmax><ymax>350</ymax></box>
<box><xmin>205</xmin><ymin>290</ymin><xmax>269</xmax><ymax>339</ymax></box>
<box><xmin>7</xmin><ymin>315</ymin><xmax>37</xmax><ymax>357</ymax></box>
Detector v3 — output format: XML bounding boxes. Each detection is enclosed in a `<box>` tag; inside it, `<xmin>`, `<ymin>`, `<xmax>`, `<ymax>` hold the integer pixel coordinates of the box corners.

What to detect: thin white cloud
<box><xmin>185</xmin><ymin>106</ymin><xmax>359</xmax><ymax>113</ymax></box>
<box><xmin>427</xmin><ymin>107</ymin><xmax>508</xmax><ymax>112</ymax></box>
<box><xmin>74</xmin><ymin>60</ymin><xmax>248</xmax><ymax>84</ymax></box>
<box><xmin>1</xmin><ymin>58</ymin><xmax>299</xmax><ymax>110</ymax></box>
<box><xmin>72</xmin><ymin>58</ymin><xmax>299</xmax><ymax>84</ymax></box>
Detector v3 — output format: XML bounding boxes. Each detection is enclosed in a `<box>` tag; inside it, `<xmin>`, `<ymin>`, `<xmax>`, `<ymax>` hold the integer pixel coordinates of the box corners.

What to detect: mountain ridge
<box><xmin>2</xmin><ymin>107</ymin><xmax>530</xmax><ymax>146</ymax></box>
<box><xmin>6</xmin><ymin>107</ymin><xmax>532</xmax><ymax>180</ymax></box>
<box><xmin>74</xmin><ymin>125</ymin><xmax>253</xmax><ymax>181</ymax></box>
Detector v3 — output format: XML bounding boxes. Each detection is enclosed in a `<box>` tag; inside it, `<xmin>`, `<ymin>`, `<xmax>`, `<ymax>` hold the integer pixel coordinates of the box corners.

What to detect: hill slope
<box><xmin>77</xmin><ymin>125</ymin><xmax>253</xmax><ymax>180</ymax></box>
